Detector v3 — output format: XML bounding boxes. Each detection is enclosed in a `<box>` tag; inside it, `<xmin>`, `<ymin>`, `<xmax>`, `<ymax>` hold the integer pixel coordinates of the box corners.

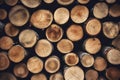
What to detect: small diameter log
<box><xmin>30</xmin><ymin>9</ymin><xmax>53</xmax><ymax>29</ymax></box>
<box><xmin>106</xmin><ymin>67</ymin><xmax>120</xmax><ymax>80</ymax></box>
<box><xmin>71</xmin><ymin>5</ymin><xmax>89</xmax><ymax>23</ymax></box>
<box><xmin>93</xmin><ymin>2</ymin><xmax>108</xmax><ymax>19</ymax></box>
<box><xmin>19</xmin><ymin>29</ymin><xmax>38</xmax><ymax>48</ymax></box>
<box><xmin>9</xmin><ymin>5</ymin><xmax>29</xmax><ymax>26</ymax></box>
<box><xmin>5</xmin><ymin>23</ymin><xmax>19</xmax><ymax>37</ymax></box>
<box><xmin>85</xmin><ymin>69</ymin><xmax>98</xmax><ymax>80</ymax></box>
<box><xmin>13</xmin><ymin>63</ymin><xmax>29</xmax><ymax>78</ymax></box>
<box><xmin>57</xmin><ymin>0</ymin><xmax>74</xmax><ymax>5</ymax></box>
<box><xmin>85</xmin><ymin>18</ymin><xmax>101</xmax><ymax>36</ymax></box>
<box><xmin>94</xmin><ymin>57</ymin><xmax>107</xmax><ymax>71</ymax></box>
<box><xmin>80</xmin><ymin>52</ymin><xmax>94</xmax><ymax>68</ymax></box>
<box><xmin>77</xmin><ymin>0</ymin><xmax>90</xmax><ymax>4</ymax></box>
<box><xmin>103</xmin><ymin>46</ymin><xmax>120</xmax><ymax>65</ymax></box>
<box><xmin>0</xmin><ymin>52</ymin><xmax>10</xmax><ymax>71</ymax></box>
<box><xmin>0</xmin><ymin>72</ymin><xmax>17</xmax><ymax>80</ymax></box>
<box><xmin>106</xmin><ymin>0</ymin><xmax>116</xmax><ymax>4</ymax></box>
<box><xmin>35</xmin><ymin>39</ymin><xmax>53</xmax><ymax>57</ymax></box>
<box><xmin>57</xmin><ymin>39</ymin><xmax>74</xmax><ymax>54</ymax></box>
<box><xmin>45</xmin><ymin>56</ymin><xmax>60</xmax><ymax>73</ymax></box>
<box><xmin>46</xmin><ymin>24</ymin><xmax>63</xmax><ymax>42</ymax></box>
<box><xmin>83</xmin><ymin>38</ymin><xmax>101</xmax><ymax>54</ymax></box>
<box><xmin>44</xmin><ymin>0</ymin><xmax>54</xmax><ymax>4</ymax></box>
<box><xmin>0</xmin><ymin>9</ymin><xmax>7</xmax><ymax>20</ymax></box>
<box><xmin>21</xmin><ymin>0</ymin><xmax>41</xmax><ymax>8</ymax></box>
<box><xmin>112</xmin><ymin>35</ymin><xmax>120</xmax><ymax>50</ymax></box>
<box><xmin>0</xmin><ymin>36</ymin><xmax>14</xmax><ymax>50</ymax></box>
<box><xmin>109</xmin><ymin>4</ymin><xmax>120</xmax><ymax>17</ymax></box>
<box><xmin>27</xmin><ymin>56</ymin><xmax>43</xmax><ymax>73</ymax></box>
<box><xmin>5</xmin><ymin>0</ymin><xmax>18</xmax><ymax>6</ymax></box>
<box><xmin>66</xmin><ymin>24</ymin><xmax>83</xmax><ymax>41</ymax></box>
<box><xmin>31</xmin><ymin>74</ymin><xmax>47</xmax><ymax>80</ymax></box>
<box><xmin>50</xmin><ymin>72</ymin><xmax>64</xmax><ymax>80</ymax></box>
<box><xmin>103</xmin><ymin>22</ymin><xmax>119</xmax><ymax>39</ymax></box>
<box><xmin>64</xmin><ymin>66</ymin><xmax>84</xmax><ymax>80</ymax></box>
<box><xmin>8</xmin><ymin>45</ymin><xmax>26</xmax><ymax>63</ymax></box>
<box><xmin>54</xmin><ymin>7</ymin><xmax>69</xmax><ymax>25</ymax></box>
<box><xmin>64</xmin><ymin>52</ymin><xmax>79</xmax><ymax>66</ymax></box>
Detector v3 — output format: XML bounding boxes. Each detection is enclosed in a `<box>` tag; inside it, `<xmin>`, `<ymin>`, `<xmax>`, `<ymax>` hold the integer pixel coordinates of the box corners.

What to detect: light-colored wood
<box><xmin>66</xmin><ymin>24</ymin><xmax>83</xmax><ymax>41</ymax></box>
<box><xmin>84</xmin><ymin>38</ymin><xmax>101</xmax><ymax>54</ymax></box>
<box><xmin>86</xmin><ymin>18</ymin><xmax>101</xmax><ymax>36</ymax></box>
<box><xmin>0</xmin><ymin>36</ymin><xmax>14</xmax><ymax>50</ymax></box>
<box><xmin>109</xmin><ymin>4</ymin><xmax>120</xmax><ymax>17</ymax></box>
<box><xmin>30</xmin><ymin>9</ymin><xmax>53</xmax><ymax>29</ymax></box>
<box><xmin>77</xmin><ymin>0</ymin><xmax>90</xmax><ymax>4</ymax></box>
<box><xmin>27</xmin><ymin>56</ymin><xmax>43</xmax><ymax>73</ymax></box>
<box><xmin>106</xmin><ymin>67</ymin><xmax>120</xmax><ymax>80</ymax></box>
<box><xmin>5</xmin><ymin>23</ymin><xmax>19</xmax><ymax>37</ymax></box>
<box><xmin>44</xmin><ymin>0</ymin><xmax>54</xmax><ymax>4</ymax></box>
<box><xmin>0</xmin><ymin>9</ymin><xmax>7</xmax><ymax>20</ymax></box>
<box><xmin>71</xmin><ymin>5</ymin><xmax>89</xmax><ymax>23</ymax></box>
<box><xmin>85</xmin><ymin>69</ymin><xmax>98</xmax><ymax>80</ymax></box>
<box><xmin>0</xmin><ymin>52</ymin><xmax>10</xmax><ymax>71</ymax></box>
<box><xmin>57</xmin><ymin>39</ymin><xmax>74</xmax><ymax>54</ymax></box>
<box><xmin>0</xmin><ymin>72</ymin><xmax>17</xmax><ymax>80</ymax></box>
<box><xmin>112</xmin><ymin>35</ymin><xmax>120</xmax><ymax>50</ymax></box>
<box><xmin>13</xmin><ymin>63</ymin><xmax>29</xmax><ymax>78</ymax></box>
<box><xmin>46</xmin><ymin>24</ymin><xmax>63</xmax><ymax>42</ymax></box>
<box><xmin>19</xmin><ymin>29</ymin><xmax>38</xmax><ymax>48</ymax></box>
<box><xmin>57</xmin><ymin>0</ymin><xmax>74</xmax><ymax>5</ymax></box>
<box><xmin>45</xmin><ymin>56</ymin><xmax>60</xmax><ymax>73</ymax></box>
<box><xmin>64</xmin><ymin>52</ymin><xmax>79</xmax><ymax>66</ymax></box>
<box><xmin>103</xmin><ymin>22</ymin><xmax>119</xmax><ymax>39</ymax></box>
<box><xmin>94</xmin><ymin>57</ymin><xmax>107</xmax><ymax>71</ymax></box>
<box><xmin>31</xmin><ymin>74</ymin><xmax>47</xmax><ymax>80</ymax></box>
<box><xmin>54</xmin><ymin>7</ymin><xmax>69</xmax><ymax>25</ymax></box>
<box><xmin>21</xmin><ymin>0</ymin><xmax>41</xmax><ymax>8</ymax></box>
<box><xmin>106</xmin><ymin>0</ymin><xmax>116</xmax><ymax>4</ymax></box>
<box><xmin>9</xmin><ymin>5</ymin><xmax>29</xmax><ymax>26</ymax></box>
<box><xmin>5</xmin><ymin>0</ymin><xmax>18</xmax><ymax>6</ymax></box>
<box><xmin>50</xmin><ymin>73</ymin><xmax>64</xmax><ymax>80</ymax></box>
<box><xmin>8</xmin><ymin>45</ymin><xmax>26</xmax><ymax>63</ymax></box>
<box><xmin>80</xmin><ymin>52</ymin><xmax>94</xmax><ymax>67</ymax></box>
<box><xmin>35</xmin><ymin>39</ymin><xmax>53</xmax><ymax>57</ymax></box>
<box><xmin>64</xmin><ymin>66</ymin><xmax>84</xmax><ymax>80</ymax></box>
<box><xmin>93</xmin><ymin>2</ymin><xmax>108</xmax><ymax>19</ymax></box>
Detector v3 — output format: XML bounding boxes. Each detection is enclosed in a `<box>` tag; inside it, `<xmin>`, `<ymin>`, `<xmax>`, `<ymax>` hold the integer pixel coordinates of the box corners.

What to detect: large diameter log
<box><xmin>93</xmin><ymin>2</ymin><xmax>108</xmax><ymax>19</ymax></box>
<box><xmin>0</xmin><ymin>9</ymin><xmax>7</xmax><ymax>20</ymax></box>
<box><xmin>0</xmin><ymin>36</ymin><xmax>14</xmax><ymax>50</ymax></box>
<box><xmin>30</xmin><ymin>9</ymin><xmax>53</xmax><ymax>29</ymax></box>
<box><xmin>19</xmin><ymin>29</ymin><xmax>38</xmax><ymax>48</ymax></box>
<box><xmin>103</xmin><ymin>47</ymin><xmax>120</xmax><ymax>65</ymax></box>
<box><xmin>31</xmin><ymin>74</ymin><xmax>47</xmax><ymax>80</ymax></box>
<box><xmin>103</xmin><ymin>22</ymin><xmax>119</xmax><ymax>39</ymax></box>
<box><xmin>46</xmin><ymin>24</ymin><xmax>63</xmax><ymax>42</ymax></box>
<box><xmin>8</xmin><ymin>45</ymin><xmax>26</xmax><ymax>63</ymax></box>
<box><xmin>50</xmin><ymin>72</ymin><xmax>64</xmax><ymax>80</ymax></box>
<box><xmin>54</xmin><ymin>7</ymin><xmax>69</xmax><ymax>25</ymax></box>
<box><xmin>35</xmin><ymin>39</ymin><xmax>53</xmax><ymax>57</ymax></box>
<box><xmin>71</xmin><ymin>5</ymin><xmax>89</xmax><ymax>23</ymax></box>
<box><xmin>13</xmin><ymin>63</ymin><xmax>29</xmax><ymax>78</ymax></box>
<box><xmin>0</xmin><ymin>52</ymin><xmax>10</xmax><ymax>71</ymax></box>
<box><xmin>27</xmin><ymin>56</ymin><xmax>43</xmax><ymax>73</ymax></box>
<box><xmin>57</xmin><ymin>0</ymin><xmax>74</xmax><ymax>5</ymax></box>
<box><xmin>66</xmin><ymin>24</ymin><xmax>83</xmax><ymax>41</ymax></box>
<box><xmin>9</xmin><ymin>5</ymin><xmax>29</xmax><ymax>26</ymax></box>
<box><xmin>45</xmin><ymin>56</ymin><xmax>60</xmax><ymax>73</ymax></box>
<box><xmin>112</xmin><ymin>35</ymin><xmax>120</xmax><ymax>50</ymax></box>
<box><xmin>64</xmin><ymin>66</ymin><xmax>84</xmax><ymax>80</ymax></box>
<box><xmin>57</xmin><ymin>39</ymin><xmax>74</xmax><ymax>54</ymax></box>
<box><xmin>5</xmin><ymin>0</ymin><xmax>18</xmax><ymax>6</ymax></box>
<box><xmin>64</xmin><ymin>52</ymin><xmax>79</xmax><ymax>66</ymax></box>
<box><xmin>21</xmin><ymin>0</ymin><xmax>41</xmax><ymax>8</ymax></box>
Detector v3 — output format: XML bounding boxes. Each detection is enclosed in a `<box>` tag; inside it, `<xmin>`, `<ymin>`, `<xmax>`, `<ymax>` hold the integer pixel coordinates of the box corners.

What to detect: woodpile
<box><xmin>0</xmin><ymin>0</ymin><xmax>120</xmax><ymax>80</ymax></box>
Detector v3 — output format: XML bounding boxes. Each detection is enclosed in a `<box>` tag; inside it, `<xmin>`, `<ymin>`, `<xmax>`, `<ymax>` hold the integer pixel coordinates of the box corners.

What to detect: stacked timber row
<box><xmin>0</xmin><ymin>0</ymin><xmax>120</xmax><ymax>80</ymax></box>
